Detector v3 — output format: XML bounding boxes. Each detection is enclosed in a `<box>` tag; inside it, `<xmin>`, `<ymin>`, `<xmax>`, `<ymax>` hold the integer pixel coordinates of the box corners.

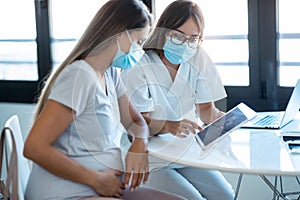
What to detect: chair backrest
<box><xmin>4</xmin><ymin>115</ymin><xmax>31</xmax><ymax>200</ymax></box>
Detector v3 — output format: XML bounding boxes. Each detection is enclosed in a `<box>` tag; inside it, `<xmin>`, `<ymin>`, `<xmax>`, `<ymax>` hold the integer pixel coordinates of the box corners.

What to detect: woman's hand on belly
<box><xmin>90</xmin><ymin>169</ymin><xmax>125</xmax><ymax>198</ymax></box>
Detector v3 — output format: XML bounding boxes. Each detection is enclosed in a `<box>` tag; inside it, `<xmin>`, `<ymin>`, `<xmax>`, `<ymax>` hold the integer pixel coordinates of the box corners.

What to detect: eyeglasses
<box><xmin>168</xmin><ymin>31</ymin><xmax>202</xmax><ymax>49</ymax></box>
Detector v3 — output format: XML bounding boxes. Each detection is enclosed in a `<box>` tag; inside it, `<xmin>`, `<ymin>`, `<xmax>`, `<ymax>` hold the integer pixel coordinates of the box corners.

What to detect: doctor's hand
<box><xmin>163</xmin><ymin>119</ymin><xmax>202</xmax><ymax>138</ymax></box>
<box><xmin>124</xmin><ymin>138</ymin><xmax>149</xmax><ymax>192</ymax></box>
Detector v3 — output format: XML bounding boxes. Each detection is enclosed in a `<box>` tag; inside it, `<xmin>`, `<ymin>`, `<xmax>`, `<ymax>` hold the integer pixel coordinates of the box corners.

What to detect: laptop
<box><xmin>242</xmin><ymin>79</ymin><xmax>300</xmax><ymax>129</ymax></box>
<box><xmin>195</xmin><ymin>102</ymin><xmax>257</xmax><ymax>150</ymax></box>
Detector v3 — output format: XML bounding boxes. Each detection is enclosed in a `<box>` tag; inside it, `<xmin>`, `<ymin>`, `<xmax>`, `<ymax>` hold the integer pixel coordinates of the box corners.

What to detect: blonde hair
<box><xmin>34</xmin><ymin>0</ymin><xmax>151</xmax><ymax>120</ymax></box>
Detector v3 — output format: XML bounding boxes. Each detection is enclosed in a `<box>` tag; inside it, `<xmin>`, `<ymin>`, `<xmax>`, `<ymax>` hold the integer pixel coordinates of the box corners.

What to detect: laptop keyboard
<box><xmin>254</xmin><ymin>115</ymin><xmax>279</xmax><ymax>126</ymax></box>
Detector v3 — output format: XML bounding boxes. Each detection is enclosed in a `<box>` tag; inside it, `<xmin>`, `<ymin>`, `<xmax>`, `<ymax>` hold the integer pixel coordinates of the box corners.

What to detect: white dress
<box><xmin>121</xmin><ymin>48</ymin><xmax>235</xmax><ymax>200</ymax></box>
<box><xmin>26</xmin><ymin>60</ymin><xmax>127</xmax><ymax>200</ymax></box>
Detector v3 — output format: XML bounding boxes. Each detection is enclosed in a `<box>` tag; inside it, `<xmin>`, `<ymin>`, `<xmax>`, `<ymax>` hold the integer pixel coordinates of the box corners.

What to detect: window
<box><xmin>278</xmin><ymin>0</ymin><xmax>300</xmax><ymax>87</ymax></box>
<box><xmin>200</xmin><ymin>0</ymin><xmax>249</xmax><ymax>86</ymax></box>
<box><xmin>0</xmin><ymin>0</ymin><xmax>41</xmax><ymax>103</ymax></box>
<box><xmin>0</xmin><ymin>0</ymin><xmax>108</xmax><ymax>102</ymax></box>
<box><xmin>50</xmin><ymin>0</ymin><xmax>107</xmax><ymax>70</ymax></box>
<box><xmin>0</xmin><ymin>0</ymin><xmax>37</xmax><ymax>81</ymax></box>
<box><xmin>153</xmin><ymin>0</ymin><xmax>299</xmax><ymax>111</ymax></box>
<box><xmin>1</xmin><ymin>0</ymin><xmax>298</xmax><ymax>112</ymax></box>
<box><xmin>154</xmin><ymin>0</ymin><xmax>249</xmax><ymax>86</ymax></box>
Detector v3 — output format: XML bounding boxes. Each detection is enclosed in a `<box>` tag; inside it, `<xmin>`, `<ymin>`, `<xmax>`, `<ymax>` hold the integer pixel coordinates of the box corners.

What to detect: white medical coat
<box><xmin>121</xmin><ymin>48</ymin><xmax>227</xmax><ymax>123</ymax></box>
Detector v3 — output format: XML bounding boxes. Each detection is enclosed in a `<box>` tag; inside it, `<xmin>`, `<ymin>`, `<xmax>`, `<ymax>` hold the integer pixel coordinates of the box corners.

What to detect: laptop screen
<box><xmin>280</xmin><ymin>79</ymin><xmax>300</xmax><ymax>127</ymax></box>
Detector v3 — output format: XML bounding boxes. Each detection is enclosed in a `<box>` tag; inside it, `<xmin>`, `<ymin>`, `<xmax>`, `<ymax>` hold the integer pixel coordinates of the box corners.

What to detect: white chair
<box><xmin>4</xmin><ymin>115</ymin><xmax>31</xmax><ymax>200</ymax></box>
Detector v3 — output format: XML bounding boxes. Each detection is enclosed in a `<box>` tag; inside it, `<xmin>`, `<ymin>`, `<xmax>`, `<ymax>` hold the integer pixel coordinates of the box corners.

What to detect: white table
<box><xmin>148</xmin><ymin>119</ymin><xmax>300</xmax><ymax>199</ymax></box>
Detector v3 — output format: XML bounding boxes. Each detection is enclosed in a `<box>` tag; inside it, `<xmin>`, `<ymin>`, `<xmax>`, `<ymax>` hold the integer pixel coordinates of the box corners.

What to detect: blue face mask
<box><xmin>112</xmin><ymin>30</ymin><xmax>144</xmax><ymax>69</ymax></box>
<box><xmin>163</xmin><ymin>36</ymin><xmax>197</xmax><ymax>65</ymax></box>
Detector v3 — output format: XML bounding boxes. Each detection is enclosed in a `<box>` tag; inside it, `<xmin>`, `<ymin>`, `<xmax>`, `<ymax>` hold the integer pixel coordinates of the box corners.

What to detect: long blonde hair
<box><xmin>34</xmin><ymin>0</ymin><xmax>151</xmax><ymax>120</ymax></box>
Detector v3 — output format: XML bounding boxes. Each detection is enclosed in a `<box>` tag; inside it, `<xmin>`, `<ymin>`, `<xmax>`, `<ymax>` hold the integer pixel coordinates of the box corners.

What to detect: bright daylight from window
<box><xmin>0</xmin><ymin>0</ymin><xmax>37</xmax><ymax>81</ymax></box>
<box><xmin>278</xmin><ymin>0</ymin><xmax>300</xmax><ymax>87</ymax></box>
<box><xmin>0</xmin><ymin>0</ymin><xmax>299</xmax><ymax>87</ymax></box>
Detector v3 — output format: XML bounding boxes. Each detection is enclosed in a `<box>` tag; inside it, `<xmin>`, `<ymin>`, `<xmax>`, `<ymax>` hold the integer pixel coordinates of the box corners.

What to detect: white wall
<box><xmin>1</xmin><ymin>102</ymin><xmax>299</xmax><ymax>200</ymax></box>
<box><xmin>0</xmin><ymin>102</ymin><xmax>36</xmax><ymax>140</ymax></box>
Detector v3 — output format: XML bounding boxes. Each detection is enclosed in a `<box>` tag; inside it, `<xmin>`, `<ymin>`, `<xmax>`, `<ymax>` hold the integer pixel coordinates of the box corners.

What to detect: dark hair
<box><xmin>34</xmin><ymin>0</ymin><xmax>152</xmax><ymax>120</ymax></box>
<box><xmin>144</xmin><ymin>0</ymin><xmax>204</xmax><ymax>54</ymax></box>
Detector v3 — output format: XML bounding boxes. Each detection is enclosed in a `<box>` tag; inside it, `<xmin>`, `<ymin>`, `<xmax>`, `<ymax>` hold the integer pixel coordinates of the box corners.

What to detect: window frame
<box><xmin>225</xmin><ymin>0</ymin><xmax>294</xmax><ymax>111</ymax></box>
<box><xmin>0</xmin><ymin>0</ymin><xmax>296</xmax><ymax>111</ymax></box>
<box><xmin>0</xmin><ymin>0</ymin><xmax>52</xmax><ymax>103</ymax></box>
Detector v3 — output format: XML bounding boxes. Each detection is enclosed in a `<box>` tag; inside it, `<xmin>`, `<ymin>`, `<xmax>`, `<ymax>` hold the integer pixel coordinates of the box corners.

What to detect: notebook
<box><xmin>195</xmin><ymin>102</ymin><xmax>257</xmax><ymax>150</ymax></box>
<box><xmin>242</xmin><ymin>79</ymin><xmax>300</xmax><ymax>129</ymax></box>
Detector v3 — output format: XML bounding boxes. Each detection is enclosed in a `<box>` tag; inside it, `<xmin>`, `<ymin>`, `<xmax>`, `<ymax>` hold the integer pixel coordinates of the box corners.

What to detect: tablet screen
<box><xmin>197</xmin><ymin>107</ymin><xmax>248</xmax><ymax>146</ymax></box>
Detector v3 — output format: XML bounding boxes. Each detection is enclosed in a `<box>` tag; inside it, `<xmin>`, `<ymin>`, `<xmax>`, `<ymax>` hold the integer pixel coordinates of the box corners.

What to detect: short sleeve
<box><xmin>192</xmin><ymin>47</ymin><xmax>227</xmax><ymax>103</ymax></box>
<box><xmin>121</xmin><ymin>65</ymin><xmax>154</xmax><ymax>112</ymax></box>
<box><xmin>49</xmin><ymin>61</ymin><xmax>96</xmax><ymax>116</ymax></box>
<box><xmin>107</xmin><ymin>67</ymin><xmax>127</xmax><ymax>98</ymax></box>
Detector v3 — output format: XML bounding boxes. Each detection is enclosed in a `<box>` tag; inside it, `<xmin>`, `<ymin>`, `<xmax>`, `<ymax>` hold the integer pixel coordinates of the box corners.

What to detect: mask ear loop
<box><xmin>125</xmin><ymin>29</ymin><xmax>133</xmax><ymax>43</ymax></box>
<box><xmin>115</xmin><ymin>29</ymin><xmax>131</xmax><ymax>51</ymax></box>
<box><xmin>116</xmin><ymin>30</ymin><xmax>133</xmax><ymax>54</ymax></box>
<box><xmin>125</xmin><ymin>29</ymin><xmax>142</xmax><ymax>53</ymax></box>
<box><xmin>115</xmin><ymin>35</ymin><xmax>121</xmax><ymax>50</ymax></box>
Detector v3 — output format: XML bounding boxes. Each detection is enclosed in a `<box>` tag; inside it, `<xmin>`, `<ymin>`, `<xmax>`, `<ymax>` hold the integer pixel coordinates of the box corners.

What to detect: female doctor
<box><xmin>121</xmin><ymin>1</ymin><xmax>235</xmax><ymax>200</ymax></box>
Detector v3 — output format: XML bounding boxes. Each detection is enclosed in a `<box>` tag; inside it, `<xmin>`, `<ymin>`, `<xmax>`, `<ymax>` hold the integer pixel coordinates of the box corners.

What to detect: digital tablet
<box><xmin>195</xmin><ymin>102</ymin><xmax>257</xmax><ymax>150</ymax></box>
